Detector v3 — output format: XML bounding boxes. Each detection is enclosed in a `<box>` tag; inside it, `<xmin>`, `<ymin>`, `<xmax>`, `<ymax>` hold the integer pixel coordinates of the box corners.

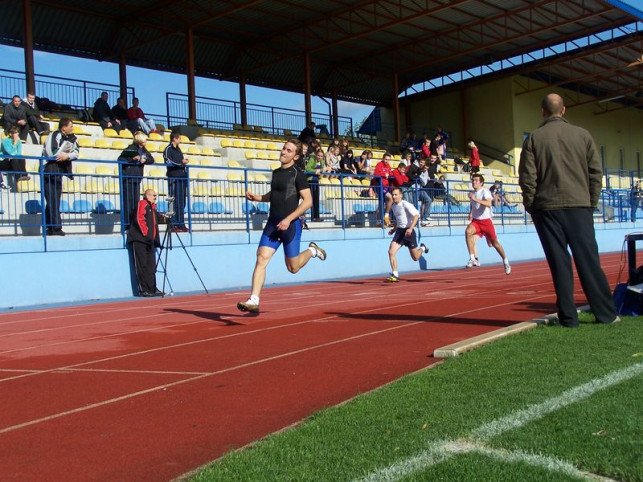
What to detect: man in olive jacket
<box><xmin>519</xmin><ymin>93</ymin><xmax>618</xmax><ymax>327</ymax></box>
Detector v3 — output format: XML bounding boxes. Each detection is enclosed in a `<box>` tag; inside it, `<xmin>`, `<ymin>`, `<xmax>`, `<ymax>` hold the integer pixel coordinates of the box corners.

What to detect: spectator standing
<box><xmin>0</xmin><ymin>126</ymin><xmax>29</xmax><ymax>188</ymax></box>
<box><xmin>420</xmin><ymin>137</ymin><xmax>431</xmax><ymax>160</ymax></box>
<box><xmin>42</xmin><ymin>118</ymin><xmax>78</xmax><ymax>236</ymax></box>
<box><xmin>298</xmin><ymin>121</ymin><xmax>316</xmax><ymax>145</ymax></box>
<box><xmin>237</xmin><ymin>139</ymin><xmax>327</xmax><ymax>314</ymax></box>
<box><xmin>164</xmin><ymin>132</ymin><xmax>190</xmax><ymax>232</ymax></box>
<box><xmin>630</xmin><ymin>182</ymin><xmax>642</xmax><ymax>222</ymax></box>
<box><xmin>436</xmin><ymin>127</ymin><xmax>449</xmax><ymax>160</ymax></box>
<box><xmin>373</xmin><ymin>152</ymin><xmax>394</xmax><ymax>226</ymax></box>
<box><xmin>468</xmin><ymin>141</ymin><xmax>481</xmax><ymax>174</ymax></box>
<box><xmin>22</xmin><ymin>92</ymin><xmax>50</xmax><ymax>137</ymax></box>
<box><xmin>385</xmin><ymin>187</ymin><xmax>430</xmax><ymax>282</ymax></box>
<box><xmin>519</xmin><ymin>93</ymin><xmax>618</xmax><ymax>327</ymax></box>
<box><xmin>305</xmin><ymin>147</ymin><xmax>323</xmax><ymax>221</ymax></box>
<box><xmin>127</xmin><ymin>188</ymin><xmax>163</xmax><ymax>297</ymax></box>
<box><xmin>407</xmin><ymin>157</ymin><xmax>433</xmax><ymax>226</ymax></box>
<box><xmin>118</xmin><ymin>131</ymin><xmax>154</xmax><ymax>230</ymax></box>
<box><xmin>127</xmin><ymin>97</ymin><xmax>157</xmax><ymax>135</ymax></box>
<box><xmin>93</xmin><ymin>92</ymin><xmax>121</xmax><ymax>133</ymax></box>
<box><xmin>465</xmin><ymin>174</ymin><xmax>511</xmax><ymax>274</ymax></box>
<box><xmin>2</xmin><ymin>95</ymin><xmax>29</xmax><ymax>141</ymax></box>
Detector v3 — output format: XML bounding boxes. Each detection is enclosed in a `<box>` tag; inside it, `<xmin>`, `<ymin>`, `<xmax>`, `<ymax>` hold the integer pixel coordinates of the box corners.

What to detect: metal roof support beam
<box><xmin>393</xmin><ymin>73</ymin><xmax>400</xmax><ymax>143</ymax></box>
<box><xmin>186</xmin><ymin>27</ymin><xmax>196</xmax><ymax>122</ymax></box>
<box><xmin>22</xmin><ymin>0</ymin><xmax>35</xmax><ymax>94</ymax></box>
<box><xmin>304</xmin><ymin>52</ymin><xmax>312</xmax><ymax>123</ymax></box>
<box><xmin>239</xmin><ymin>74</ymin><xmax>247</xmax><ymax>128</ymax></box>
<box><xmin>332</xmin><ymin>92</ymin><xmax>338</xmax><ymax>138</ymax></box>
<box><xmin>119</xmin><ymin>54</ymin><xmax>128</xmax><ymax>103</ymax></box>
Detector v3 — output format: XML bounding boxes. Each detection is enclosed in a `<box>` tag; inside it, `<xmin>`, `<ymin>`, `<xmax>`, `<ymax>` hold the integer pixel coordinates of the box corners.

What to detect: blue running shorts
<box><xmin>258</xmin><ymin>218</ymin><xmax>302</xmax><ymax>258</ymax></box>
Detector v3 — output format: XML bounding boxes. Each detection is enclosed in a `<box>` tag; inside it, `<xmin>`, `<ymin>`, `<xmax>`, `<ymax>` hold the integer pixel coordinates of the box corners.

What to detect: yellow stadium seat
<box><xmin>256</xmin><ymin>152</ymin><xmax>268</xmax><ymax>160</ymax></box>
<box><xmin>244</xmin><ymin>141</ymin><xmax>255</xmax><ymax>148</ymax></box>
<box><xmin>191</xmin><ymin>184</ymin><xmax>209</xmax><ymax>197</ymax></box>
<box><xmin>330</xmin><ymin>178</ymin><xmax>341</xmax><ymax>185</ymax></box>
<box><xmin>319</xmin><ymin>178</ymin><xmax>331</xmax><ymax>185</ymax></box>
<box><xmin>227</xmin><ymin>172</ymin><xmax>243</xmax><ymax>182</ymax></box>
<box><xmin>187</xmin><ymin>146</ymin><xmax>201</xmax><ymax>155</ymax></box>
<box><xmin>361</xmin><ymin>178</ymin><xmax>371</xmax><ymax>186</ymax></box>
<box><xmin>94</xmin><ymin>165</ymin><xmax>112</xmax><ymax>175</ymax></box>
<box><xmin>220</xmin><ymin>139</ymin><xmax>232</xmax><ymax>148</ymax></box>
<box><xmin>111</xmin><ymin>140</ymin><xmax>127</xmax><ymax>150</ymax></box>
<box><xmin>197</xmin><ymin>172</ymin><xmax>211</xmax><ymax>180</ymax></box>
<box><xmin>201</xmin><ymin>147</ymin><xmax>215</xmax><ymax>156</ymax></box>
<box><xmin>75</xmin><ymin>165</ymin><xmax>93</xmax><ymax>175</ymax></box>
<box><xmin>267</xmin><ymin>142</ymin><xmax>277</xmax><ymax>150</ymax></box>
<box><xmin>228</xmin><ymin>160</ymin><xmax>241</xmax><ymax>168</ymax></box>
<box><xmin>62</xmin><ymin>180</ymin><xmax>81</xmax><ymax>193</ymax></box>
<box><xmin>245</xmin><ymin>150</ymin><xmax>257</xmax><ymax>160</ymax></box>
<box><xmin>180</xmin><ymin>135</ymin><xmax>190</xmax><ymax>143</ymax></box>
<box><xmin>189</xmin><ymin>159</ymin><xmax>200</xmax><ymax>166</ymax></box>
<box><xmin>26</xmin><ymin>163</ymin><xmax>39</xmax><ymax>173</ymax></box>
<box><xmin>254</xmin><ymin>174</ymin><xmax>268</xmax><ymax>182</ymax></box>
<box><xmin>148</xmin><ymin>168</ymin><xmax>164</xmax><ymax>178</ymax></box>
<box><xmin>95</xmin><ymin>139</ymin><xmax>111</xmax><ymax>149</ymax></box>
<box><xmin>103</xmin><ymin>181</ymin><xmax>120</xmax><ymax>194</ymax></box>
<box><xmin>152</xmin><ymin>153</ymin><xmax>164</xmax><ymax>163</ymax></box>
<box><xmin>270</xmin><ymin>162</ymin><xmax>281</xmax><ymax>170</ymax></box>
<box><xmin>255</xmin><ymin>141</ymin><xmax>267</xmax><ymax>149</ymax></box>
<box><xmin>148</xmin><ymin>132</ymin><xmax>163</xmax><ymax>141</ymax></box>
<box><xmin>119</xmin><ymin>129</ymin><xmax>133</xmax><ymax>139</ymax></box>
<box><xmin>200</xmin><ymin>158</ymin><xmax>214</xmax><ymax>167</ymax></box>
<box><xmin>145</xmin><ymin>142</ymin><xmax>159</xmax><ymax>152</ymax></box>
<box><xmin>15</xmin><ymin>179</ymin><xmax>38</xmax><ymax>192</ymax></box>
<box><xmin>225</xmin><ymin>185</ymin><xmax>243</xmax><ymax>196</ymax></box>
<box><xmin>83</xmin><ymin>180</ymin><xmax>101</xmax><ymax>194</ymax></box>
<box><xmin>211</xmin><ymin>185</ymin><xmax>224</xmax><ymax>196</ymax></box>
<box><xmin>269</xmin><ymin>152</ymin><xmax>279</xmax><ymax>160</ymax></box>
<box><xmin>103</xmin><ymin>128</ymin><xmax>119</xmax><ymax>138</ymax></box>
<box><xmin>232</xmin><ymin>140</ymin><xmax>244</xmax><ymax>148</ymax></box>
<box><xmin>77</xmin><ymin>137</ymin><xmax>94</xmax><ymax>148</ymax></box>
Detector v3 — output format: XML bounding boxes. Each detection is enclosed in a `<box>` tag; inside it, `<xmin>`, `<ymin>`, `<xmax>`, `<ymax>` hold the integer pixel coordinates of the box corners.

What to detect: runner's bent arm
<box><xmin>276</xmin><ymin>188</ymin><xmax>313</xmax><ymax>231</ymax></box>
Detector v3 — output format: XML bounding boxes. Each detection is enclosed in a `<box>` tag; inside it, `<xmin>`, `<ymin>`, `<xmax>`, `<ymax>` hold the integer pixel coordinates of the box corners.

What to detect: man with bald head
<box><xmin>519</xmin><ymin>93</ymin><xmax>618</xmax><ymax>327</ymax></box>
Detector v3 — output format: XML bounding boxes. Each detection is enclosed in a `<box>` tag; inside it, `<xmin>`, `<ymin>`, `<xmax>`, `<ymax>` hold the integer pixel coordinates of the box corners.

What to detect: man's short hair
<box><xmin>391</xmin><ymin>186</ymin><xmax>403</xmax><ymax>195</ymax></box>
<box><xmin>132</xmin><ymin>97</ymin><xmax>139</xmax><ymax>102</ymax></box>
<box><xmin>58</xmin><ymin>117</ymin><xmax>73</xmax><ymax>129</ymax></box>
<box><xmin>12</xmin><ymin>95</ymin><xmax>20</xmax><ymax>101</ymax></box>
<box><xmin>286</xmin><ymin>137</ymin><xmax>303</xmax><ymax>158</ymax></box>
<box><xmin>27</xmin><ymin>92</ymin><xmax>35</xmax><ymax>97</ymax></box>
<box><xmin>398</xmin><ymin>162</ymin><xmax>406</xmax><ymax>169</ymax></box>
<box><xmin>542</xmin><ymin>94</ymin><xmax>564</xmax><ymax>116</ymax></box>
<box><xmin>471</xmin><ymin>173</ymin><xmax>484</xmax><ymax>184</ymax></box>
<box><xmin>171</xmin><ymin>132</ymin><xmax>181</xmax><ymax>141</ymax></box>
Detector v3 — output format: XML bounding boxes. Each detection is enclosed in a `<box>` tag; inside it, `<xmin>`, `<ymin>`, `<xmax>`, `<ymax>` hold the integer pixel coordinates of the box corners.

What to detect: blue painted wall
<box><xmin>0</xmin><ymin>223</ymin><xmax>634</xmax><ymax>309</ymax></box>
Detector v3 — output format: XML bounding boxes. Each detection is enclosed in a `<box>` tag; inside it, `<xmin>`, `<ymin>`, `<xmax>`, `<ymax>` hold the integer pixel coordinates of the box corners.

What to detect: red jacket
<box><xmin>127</xmin><ymin>107</ymin><xmax>145</xmax><ymax>121</ymax></box>
<box><xmin>470</xmin><ymin>147</ymin><xmax>480</xmax><ymax>167</ymax></box>
<box><xmin>390</xmin><ymin>168</ymin><xmax>409</xmax><ymax>187</ymax></box>
<box><xmin>373</xmin><ymin>160</ymin><xmax>392</xmax><ymax>186</ymax></box>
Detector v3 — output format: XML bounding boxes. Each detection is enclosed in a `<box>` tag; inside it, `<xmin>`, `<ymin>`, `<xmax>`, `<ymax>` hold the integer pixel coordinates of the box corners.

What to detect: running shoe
<box><xmin>504</xmin><ymin>262</ymin><xmax>511</xmax><ymax>275</ymax></box>
<box><xmin>474</xmin><ymin>258</ymin><xmax>480</xmax><ymax>267</ymax></box>
<box><xmin>420</xmin><ymin>220</ymin><xmax>432</xmax><ymax>227</ymax></box>
<box><xmin>385</xmin><ymin>274</ymin><xmax>399</xmax><ymax>282</ymax></box>
<box><xmin>309</xmin><ymin>242</ymin><xmax>327</xmax><ymax>261</ymax></box>
<box><xmin>420</xmin><ymin>243</ymin><xmax>429</xmax><ymax>254</ymax></box>
<box><xmin>384</xmin><ymin>214</ymin><xmax>392</xmax><ymax>227</ymax></box>
<box><xmin>465</xmin><ymin>259</ymin><xmax>474</xmax><ymax>269</ymax></box>
<box><xmin>237</xmin><ymin>299</ymin><xmax>260</xmax><ymax>313</ymax></box>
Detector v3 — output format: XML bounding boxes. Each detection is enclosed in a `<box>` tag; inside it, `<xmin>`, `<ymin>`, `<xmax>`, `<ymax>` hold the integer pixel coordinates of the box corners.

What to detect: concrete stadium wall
<box><xmin>0</xmin><ymin>223</ymin><xmax>635</xmax><ymax>310</ymax></box>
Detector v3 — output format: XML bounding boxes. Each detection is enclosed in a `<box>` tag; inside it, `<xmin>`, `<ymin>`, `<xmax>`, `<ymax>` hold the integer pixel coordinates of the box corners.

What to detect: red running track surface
<box><xmin>0</xmin><ymin>253</ymin><xmax>626</xmax><ymax>481</ymax></box>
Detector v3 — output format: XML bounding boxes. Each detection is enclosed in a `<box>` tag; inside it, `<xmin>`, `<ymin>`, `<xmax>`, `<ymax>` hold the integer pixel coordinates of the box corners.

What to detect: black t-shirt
<box><xmin>269</xmin><ymin>165</ymin><xmax>309</xmax><ymax>220</ymax></box>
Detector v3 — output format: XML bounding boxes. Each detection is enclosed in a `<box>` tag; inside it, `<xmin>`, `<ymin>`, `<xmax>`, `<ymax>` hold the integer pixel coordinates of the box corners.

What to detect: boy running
<box><xmin>385</xmin><ymin>187</ymin><xmax>429</xmax><ymax>282</ymax></box>
<box><xmin>465</xmin><ymin>174</ymin><xmax>511</xmax><ymax>274</ymax></box>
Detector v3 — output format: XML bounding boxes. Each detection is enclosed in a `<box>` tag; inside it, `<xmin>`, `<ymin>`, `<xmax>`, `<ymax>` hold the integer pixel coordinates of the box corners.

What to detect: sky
<box><xmin>0</xmin><ymin>45</ymin><xmax>373</xmax><ymax>129</ymax></box>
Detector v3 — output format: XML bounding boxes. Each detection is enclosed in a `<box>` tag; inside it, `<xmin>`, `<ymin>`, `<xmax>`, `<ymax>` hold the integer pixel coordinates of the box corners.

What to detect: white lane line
<box><xmin>358</xmin><ymin>363</ymin><xmax>642</xmax><ymax>482</ymax></box>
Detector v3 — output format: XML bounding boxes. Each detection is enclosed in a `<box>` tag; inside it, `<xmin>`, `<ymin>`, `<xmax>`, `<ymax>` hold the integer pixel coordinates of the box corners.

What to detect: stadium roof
<box><xmin>1</xmin><ymin>0</ymin><xmax>641</xmax><ymax>107</ymax></box>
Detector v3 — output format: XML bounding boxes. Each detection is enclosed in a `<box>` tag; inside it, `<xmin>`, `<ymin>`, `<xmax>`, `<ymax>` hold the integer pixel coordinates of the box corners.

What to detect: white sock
<box><xmin>393</xmin><ymin>271</ymin><xmax>399</xmax><ymax>277</ymax></box>
<box><xmin>308</xmin><ymin>246</ymin><xmax>318</xmax><ymax>257</ymax></box>
<box><xmin>503</xmin><ymin>258</ymin><xmax>509</xmax><ymax>264</ymax></box>
<box><xmin>249</xmin><ymin>295</ymin><xmax>259</xmax><ymax>304</ymax></box>
<box><xmin>470</xmin><ymin>254</ymin><xmax>476</xmax><ymax>261</ymax></box>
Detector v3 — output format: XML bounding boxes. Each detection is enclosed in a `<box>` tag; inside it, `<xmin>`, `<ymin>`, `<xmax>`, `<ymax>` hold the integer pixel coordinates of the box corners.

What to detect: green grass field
<box><xmin>190</xmin><ymin>316</ymin><xmax>642</xmax><ymax>481</ymax></box>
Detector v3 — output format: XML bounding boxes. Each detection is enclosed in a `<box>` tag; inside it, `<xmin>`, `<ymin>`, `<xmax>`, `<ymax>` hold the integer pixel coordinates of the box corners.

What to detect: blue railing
<box><xmin>166</xmin><ymin>92</ymin><xmax>353</xmax><ymax>137</ymax></box>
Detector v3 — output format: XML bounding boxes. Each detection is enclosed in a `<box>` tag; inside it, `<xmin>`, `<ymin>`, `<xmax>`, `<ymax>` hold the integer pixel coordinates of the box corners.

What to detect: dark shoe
<box><xmin>237</xmin><ymin>299</ymin><xmax>259</xmax><ymax>313</ymax></box>
<box><xmin>47</xmin><ymin>228</ymin><xmax>65</xmax><ymax>236</ymax></box>
<box><xmin>153</xmin><ymin>289</ymin><xmax>165</xmax><ymax>297</ymax></box>
<box><xmin>139</xmin><ymin>291</ymin><xmax>155</xmax><ymax>297</ymax></box>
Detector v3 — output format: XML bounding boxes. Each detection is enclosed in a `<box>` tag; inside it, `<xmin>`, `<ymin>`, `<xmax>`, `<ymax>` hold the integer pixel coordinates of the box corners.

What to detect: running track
<box><xmin>0</xmin><ymin>253</ymin><xmax>626</xmax><ymax>481</ymax></box>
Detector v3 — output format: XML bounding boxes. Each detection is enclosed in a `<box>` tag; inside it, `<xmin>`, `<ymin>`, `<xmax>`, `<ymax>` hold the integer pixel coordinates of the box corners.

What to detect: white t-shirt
<box><xmin>470</xmin><ymin>188</ymin><xmax>493</xmax><ymax>220</ymax></box>
<box><xmin>391</xmin><ymin>200</ymin><xmax>419</xmax><ymax>228</ymax></box>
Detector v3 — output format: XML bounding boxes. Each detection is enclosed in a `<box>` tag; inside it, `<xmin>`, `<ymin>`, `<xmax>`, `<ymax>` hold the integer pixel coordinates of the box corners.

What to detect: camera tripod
<box><xmin>156</xmin><ymin>218</ymin><xmax>209</xmax><ymax>297</ymax></box>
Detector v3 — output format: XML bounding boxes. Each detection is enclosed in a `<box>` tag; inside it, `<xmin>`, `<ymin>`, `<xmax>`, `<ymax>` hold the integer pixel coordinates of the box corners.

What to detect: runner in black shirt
<box><xmin>237</xmin><ymin>138</ymin><xmax>327</xmax><ymax>314</ymax></box>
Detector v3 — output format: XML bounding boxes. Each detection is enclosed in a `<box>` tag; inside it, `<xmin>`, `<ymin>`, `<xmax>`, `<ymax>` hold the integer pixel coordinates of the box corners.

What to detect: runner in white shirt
<box><xmin>385</xmin><ymin>187</ymin><xmax>430</xmax><ymax>282</ymax></box>
<box><xmin>465</xmin><ymin>174</ymin><xmax>511</xmax><ymax>274</ymax></box>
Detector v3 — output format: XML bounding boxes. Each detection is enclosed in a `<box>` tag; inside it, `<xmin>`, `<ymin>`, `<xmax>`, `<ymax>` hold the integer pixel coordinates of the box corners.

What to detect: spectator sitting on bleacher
<box><xmin>93</xmin><ymin>92</ymin><xmax>121</xmax><ymax>133</ymax></box>
<box><xmin>356</xmin><ymin>150</ymin><xmax>372</xmax><ymax>175</ymax></box>
<box><xmin>118</xmin><ymin>131</ymin><xmax>154</xmax><ymax>230</ymax></box>
<box><xmin>490</xmin><ymin>180</ymin><xmax>515</xmax><ymax>208</ymax></box>
<box><xmin>400</xmin><ymin>132</ymin><xmax>411</xmax><ymax>154</ymax></box>
<box><xmin>433</xmin><ymin>175</ymin><xmax>461</xmax><ymax>206</ymax></box>
<box><xmin>405</xmin><ymin>157</ymin><xmax>433</xmax><ymax>227</ymax></box>
<box><xmin>111</xmin><ymin>97</ymin><xmax>130</xmax><ymax>129</ymax></box>
<box><xmin>2</xmin><ymin>95</ymin><xmax>29</xmax><ymax>141</ymax></box>
<box><xmin>339</xmin><ymin>149</ymin><xmax>357</xmax><ymax>176</ymax></box>
<box><xmin>22</xmin><ymin>92</ymin><xmax>50</xmax><ymax>137</ymax></box>
<box><xmin>340</xmin><ymin>138</ymin><xmax>350</xmax><ymax>157</ymax></box>
<box><xmin>164</xmin><ymin>132</ymin><xmax>190</xmax><ymax>232</ymax></box>
<box><xmin>0</xmin><ymin>126</ymin><xmax>30</xmax><ymax>189</ymax></box>
<box><xmin>325</xmin><ymin>145</ymin><xmax>341</xmax><ymax>173</ymax></box>
<box><xmin>427</xmin><ymin>153</ymin><xmax>442</xmax><ymax>179</ymax></box>
<box><xmin>420</xmin><ymin>137</ymin><xmax>431</xmax><ymax>160</ymax></box>
<box><xmin>436</xmin><ymin>127</ymin><xmax>449</xmax><ymax>160</ymax></box>
<box><xmin>298</xmin><ymin>121</ymin><xmax>316</xmax><ymax>146</ymax></box>
<box><xmin>127</xmin><ymin>97</ymin><xmax>157</xmax><ymax>135</ymax></box>
<box><xmin>42</xmin><ymin>118</ymin><xmax>78</xmax><ymax>236</ymax></box>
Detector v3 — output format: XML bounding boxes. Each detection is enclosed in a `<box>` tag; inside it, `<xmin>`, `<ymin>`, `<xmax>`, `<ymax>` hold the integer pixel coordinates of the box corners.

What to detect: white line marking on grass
<box><xmin>358</xmin><ymin>363</ymin><xmax>642</xmax><ymax>482</ymax></box>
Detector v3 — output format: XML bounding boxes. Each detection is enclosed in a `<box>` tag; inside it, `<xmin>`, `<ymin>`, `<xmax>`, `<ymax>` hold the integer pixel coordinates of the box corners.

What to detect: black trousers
<box><xmin>122</xmin><ymin>177</ymin><xmax>142</xmax><ymax>229</ymax></box>
<box><xmin>26</xmin><ymin>115</ymin><xmax>48</xmax><ymax>134</ymax></box>
<box><xmin>131</xmin><ymin>241</ymin><xmax>157</xmax><ymax>294</ymax></box>
<box><xmin>43</xmin><ymin>173</ymin><xmax>63</xmax><ymax>230</ymax></box>
<box><xmin>309</xmin><ymin>178</ymin><xmax>320</xmax><ymax>218</ymax></box>
<box><xmin>531</xmin><ymin>208</ymin><xmax>616</xmax><ymax>326</ymax></box>
<box><xmin>168</xmin><ymin>174</ymin><xmax>188</xmax><ymax>228</ymax></box>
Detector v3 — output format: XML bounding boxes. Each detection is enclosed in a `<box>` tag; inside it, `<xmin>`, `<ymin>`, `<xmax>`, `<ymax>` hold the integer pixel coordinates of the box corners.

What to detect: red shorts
<box><xmin>471</xmin><ymin>218</ymin><xmax>497</xmax><ymax>242</ymax></box>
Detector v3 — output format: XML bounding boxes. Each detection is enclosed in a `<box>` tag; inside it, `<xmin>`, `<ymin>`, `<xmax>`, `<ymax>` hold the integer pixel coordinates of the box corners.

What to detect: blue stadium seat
<box><xmin>71</xmin><ymin>199</ymin><xmax>92</xmax><ymax>213</ymax></box>
<box><xmin>242</xmin><ymin>202</ymin><xmax>256</xmax><ymax>214</ymax></box>
<box><xmin>191</xmin><ymin>202</ymin><xmax>207</xmax><ymax>214</ymax></box>
<box><xmin>25</xmin><ymin>200</ymin><xmax>42</xmax><ymax>214</ymax></box>
<box><xmin>94</xmin><ymin>200</ymin><xmax>117</xmax><ymax>213</ymax></box>
<box><xmin>156</xmin><ymin>201</ymin><xmax>169</xmax><ymax>213</ymax></box>
<box><xmin>353</xmin><ymin>204</ymin><xmax>365</xmax><ymax>214</ymax></box>
<box><xmin>60</xmin><ymin>199</ymin><xmax>72</xmax><ymax>213</ymax></box>
<box><xmin>208</xmin><ymin>201</ymin><xmax>232</xmax><ymax>214</ymax></box>
<box><xmin>320</xmin><ymin>205</ymin><xmax>332</xmax><ymax>214</ymax></box>
<box><xmin>256</xmin><ymin>202</ymin><xmax>269</xmax><ymax>214</ymax></box>
<box><xmin>364</xmin><ymin>203</ymin><xmax>377</xmax><ymax>213</ymax></box>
